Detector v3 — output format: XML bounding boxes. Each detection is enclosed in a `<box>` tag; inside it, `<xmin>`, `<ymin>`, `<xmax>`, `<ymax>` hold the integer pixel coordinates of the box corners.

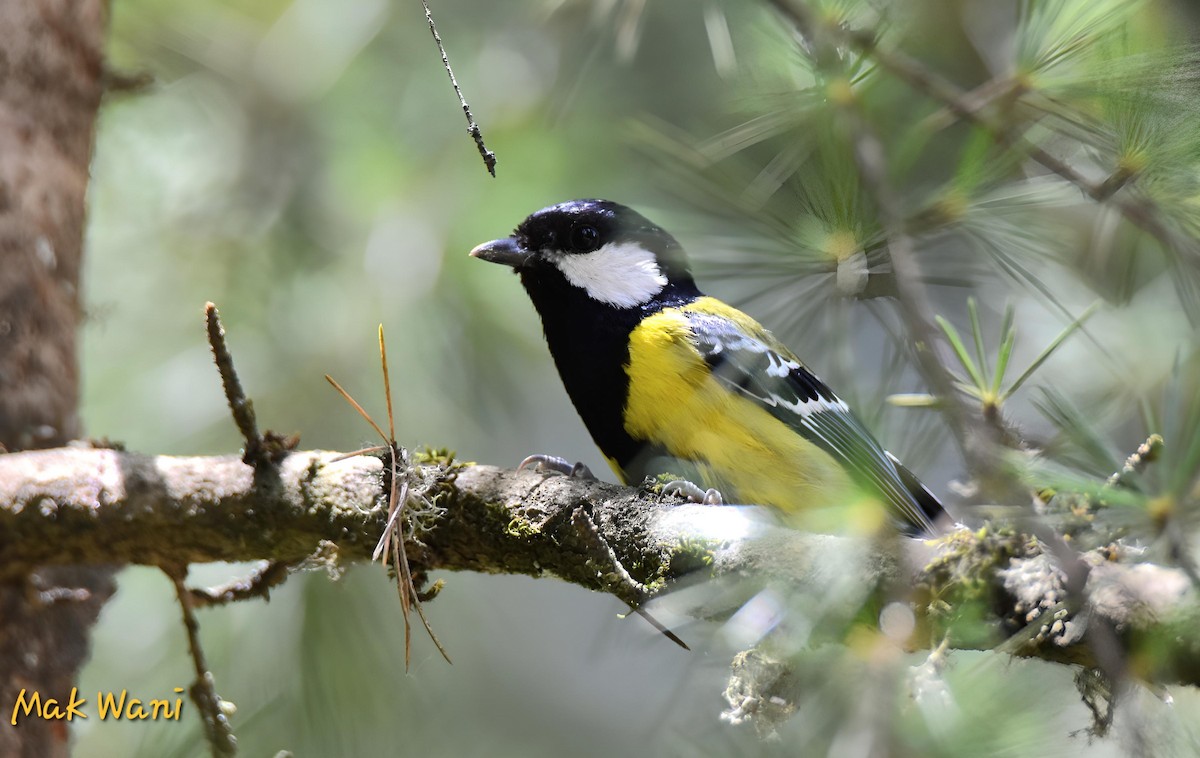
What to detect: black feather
<box><xmin>687</xmin><ymin>311</ymin><xmax>942</xmax><ymax>534</ymax></box>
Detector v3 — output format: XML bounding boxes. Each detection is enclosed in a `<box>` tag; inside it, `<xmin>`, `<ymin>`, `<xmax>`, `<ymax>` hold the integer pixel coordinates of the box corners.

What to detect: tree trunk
<box><xmin>0</xmin><ymin>1</ymin><xmax>113</xmax><ymax>755</ymax></box>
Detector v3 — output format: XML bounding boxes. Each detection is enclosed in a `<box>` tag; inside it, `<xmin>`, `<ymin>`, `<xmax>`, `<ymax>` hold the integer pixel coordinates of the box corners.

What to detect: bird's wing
<box><xmin>684</xmin><ymin>309</ymin><xmax>937</xmax><ymax>533</ymax></box>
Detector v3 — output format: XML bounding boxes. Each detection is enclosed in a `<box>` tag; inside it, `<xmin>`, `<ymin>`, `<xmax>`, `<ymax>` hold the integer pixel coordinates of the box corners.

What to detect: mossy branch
<box><xmin>1</xmin><ymin>446</ymin><xmax>1196</xmax><ymax>687</ymax></box>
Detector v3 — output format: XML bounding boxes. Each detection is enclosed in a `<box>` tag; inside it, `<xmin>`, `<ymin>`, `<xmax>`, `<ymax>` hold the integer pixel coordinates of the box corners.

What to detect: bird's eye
<box><xmin>570</xmin><ymin>224</ymin><xmax>601</xmax><ymax>253</ymax></box>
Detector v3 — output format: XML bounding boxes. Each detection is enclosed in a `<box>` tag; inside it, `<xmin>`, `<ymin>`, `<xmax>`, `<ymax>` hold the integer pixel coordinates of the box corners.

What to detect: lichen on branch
<box><xmin>0</xmin><ymin>446</ymin><xmax>1196</xmax><ymax>688</ymax></box>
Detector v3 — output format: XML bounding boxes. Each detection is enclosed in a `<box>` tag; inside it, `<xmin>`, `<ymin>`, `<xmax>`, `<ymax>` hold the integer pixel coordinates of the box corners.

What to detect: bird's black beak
<box><xmin>469</xmin><ymin>237</ymin><xmax>531</xmax><ymax>268</ymax></box>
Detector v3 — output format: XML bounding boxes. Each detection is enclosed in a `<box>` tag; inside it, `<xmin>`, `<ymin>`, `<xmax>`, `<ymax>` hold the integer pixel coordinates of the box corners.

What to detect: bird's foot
<box><xmin>662</xmin><ymin>480</ymin><xmax>724</xmax><ymax>505</ymax></box>
<box><xmin>518</xmin><ymin>454</ymin><xmax>595</xmax><ymax>480</ymax></box>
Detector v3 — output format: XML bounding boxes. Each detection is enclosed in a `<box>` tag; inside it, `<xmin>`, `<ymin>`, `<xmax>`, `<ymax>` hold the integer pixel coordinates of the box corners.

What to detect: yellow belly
<box><xmin>620</xmin><ymin>298</ymin><xmax>856</xmax><ymax>513</ymax></box>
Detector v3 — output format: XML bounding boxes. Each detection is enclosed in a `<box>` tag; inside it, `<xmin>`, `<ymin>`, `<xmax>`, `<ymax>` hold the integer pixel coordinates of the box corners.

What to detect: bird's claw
<box><xmin>518</xmin><ymin>454</ymin><xmax>595</xmax><ymax>480</ymax></box>
<box><xmin>662</xmin><ymin>480</ymin><xmax>724</xmax><ymax>505</ymax></box>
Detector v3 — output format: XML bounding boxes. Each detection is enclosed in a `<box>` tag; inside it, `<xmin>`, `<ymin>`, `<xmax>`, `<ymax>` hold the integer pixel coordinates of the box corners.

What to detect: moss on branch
<box><xmin>0</xmin><ymin>446</ymin><xmax>1196</xmax><ymax>687</ymax></box>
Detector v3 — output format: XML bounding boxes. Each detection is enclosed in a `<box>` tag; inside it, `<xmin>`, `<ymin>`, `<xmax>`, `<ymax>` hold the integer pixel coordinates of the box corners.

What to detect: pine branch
<box><xmin>767</xmin><ymin>0</ymin><xmax>1200</xmax><ymax>270</ymax></box>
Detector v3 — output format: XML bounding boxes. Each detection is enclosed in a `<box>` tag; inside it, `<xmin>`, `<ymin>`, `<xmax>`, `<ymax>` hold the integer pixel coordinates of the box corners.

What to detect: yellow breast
<box><xmin>621</xmin><ymin>297</ymin><xmax>856</xmax><ymax>514</ymax></box>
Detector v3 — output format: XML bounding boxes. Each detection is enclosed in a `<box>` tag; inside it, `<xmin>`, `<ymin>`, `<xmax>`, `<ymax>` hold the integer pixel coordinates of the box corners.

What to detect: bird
<box><xmin>470</xmin><ymin>199</ymin><xmax>945</xmax><ymax>535</ymax></box>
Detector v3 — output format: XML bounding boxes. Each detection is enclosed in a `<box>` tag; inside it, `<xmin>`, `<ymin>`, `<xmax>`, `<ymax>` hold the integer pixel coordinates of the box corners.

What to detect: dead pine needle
<box><xmin>325</xmin><ymin>325</ymin><xmax>452</xmax><ymax>667</ymax></box>
<box><xmin>324</xmin><ymin>374</ymin><xmax>388</xmax><ymax>442</ymax></box>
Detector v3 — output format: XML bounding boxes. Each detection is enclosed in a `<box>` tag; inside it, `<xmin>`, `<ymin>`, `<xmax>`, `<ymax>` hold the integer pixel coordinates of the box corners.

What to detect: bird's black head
<box><xmin>470</xmin><ymin>199</ymin><xmax>697</xmax><ymax>310</ymax></box>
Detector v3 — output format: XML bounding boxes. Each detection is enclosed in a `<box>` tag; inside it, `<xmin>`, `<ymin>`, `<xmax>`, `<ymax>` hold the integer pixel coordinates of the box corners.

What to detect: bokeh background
<box><xmin>75</xmin><ymin>0</ymin><xmax>1200</xmax><ymax>755</ymax></box>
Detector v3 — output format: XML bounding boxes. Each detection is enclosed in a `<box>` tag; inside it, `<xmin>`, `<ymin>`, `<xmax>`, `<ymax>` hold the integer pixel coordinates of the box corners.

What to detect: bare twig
<box><xmin>421</xmin><ymin>0</ymin><xmax>496</xmax><ymax>177</ymax></box>
<box><xmin>1105</xmin><ymin>434</ymin><xmax>1163</xmax><ymax>489</ymax></box>
<box><xmin>1102</xmin><ymin>434</ymin><xmax>1200</xmax><ymax>587</ymax></box>
<box><xmin>566</xmin><ymin>506</ymin><xmax>689</xmax><ymax>650</ymax></box>
<box><xmin>188</xmin><ymin>561</ymin><xmax>290</xmax><ymax>609</ymax></box>
<box><xmin>168</xmin><ymin>568</ymin><xmax>237</xmax><ymax>758</ymax></box>
<box><xmin>205</xmin><ymin>303</ymin><xmax>265</xmax><ymax>467</ymax></box>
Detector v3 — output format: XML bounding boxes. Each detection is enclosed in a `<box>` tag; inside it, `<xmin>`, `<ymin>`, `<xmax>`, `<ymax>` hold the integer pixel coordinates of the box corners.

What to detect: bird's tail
<box><xmin>886</xmin><ymin>451</ymin><xmax>948</xmax><ymax>535</ymax></box>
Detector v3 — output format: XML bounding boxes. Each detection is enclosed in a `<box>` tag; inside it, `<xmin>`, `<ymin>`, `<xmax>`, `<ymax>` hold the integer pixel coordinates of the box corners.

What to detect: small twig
<box><xmin>1093</xmin><ymin>165</ymin><xmax>1138</xmax><ymax>203</ymax></box>
<box><xmin>1105</xmin><ymin>434</ymin><xmax>1163</xmax><ymax>489</ymax></box>
<box><xmin>915</xmin><ymin>76</ymin><xmax>1026</xmax><ymax>134</ymax></box>
<box><xmin>188</xmin><ymin>561</ymin><xmax>290</xmax><ymax>609</ymax></box>
<box><xmin>168</xmin><ymin>568</ymin><xmax>238</xmax><ymax>758</ymax></box>
<box><xmin>1105</xmin><ymin>434</ymin><xmax>1200</xmax><ymax>587</ymax></box>
<box><xmin>205</xmin><ymin>303</ymin><xmax>265</xmax><ymax>467</ymax></box>
<box><xmin>567</xmin><ymin>506</ymin><xmax>690</xmax><ymax>650</ymax></box>
<box><xmin>421</xmin><ymin>0</ymin><xmax>496</xmax><ymax>177</ymax></box>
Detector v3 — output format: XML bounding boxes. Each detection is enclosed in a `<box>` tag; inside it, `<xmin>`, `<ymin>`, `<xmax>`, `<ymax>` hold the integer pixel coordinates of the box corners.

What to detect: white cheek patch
<box><xmin>550</xmin><ymin>242</ymin><xmax>668</xmax><ymax>308</ymax></box>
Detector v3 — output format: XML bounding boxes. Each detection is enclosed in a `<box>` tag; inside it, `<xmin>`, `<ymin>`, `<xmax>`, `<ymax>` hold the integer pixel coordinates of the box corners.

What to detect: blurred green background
<box><xmin>75</xmin><ymin>0</ymin><xmax>1200</xmax><ymax>755</ymax></box>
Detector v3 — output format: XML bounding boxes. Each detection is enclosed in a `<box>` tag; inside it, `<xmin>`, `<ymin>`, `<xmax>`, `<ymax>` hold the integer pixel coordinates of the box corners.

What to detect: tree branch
<box><xmin>1</xmin><ymin>446</ymin><xmax>1196</xmax><ymax>689</ymax></box>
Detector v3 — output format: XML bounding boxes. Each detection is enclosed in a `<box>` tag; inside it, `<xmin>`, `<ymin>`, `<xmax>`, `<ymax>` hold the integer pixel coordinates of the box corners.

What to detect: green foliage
<box><xmin>935</xmin><ymin>297</ymin><xmax>1099</xmax><ymax>415</ymax></box>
